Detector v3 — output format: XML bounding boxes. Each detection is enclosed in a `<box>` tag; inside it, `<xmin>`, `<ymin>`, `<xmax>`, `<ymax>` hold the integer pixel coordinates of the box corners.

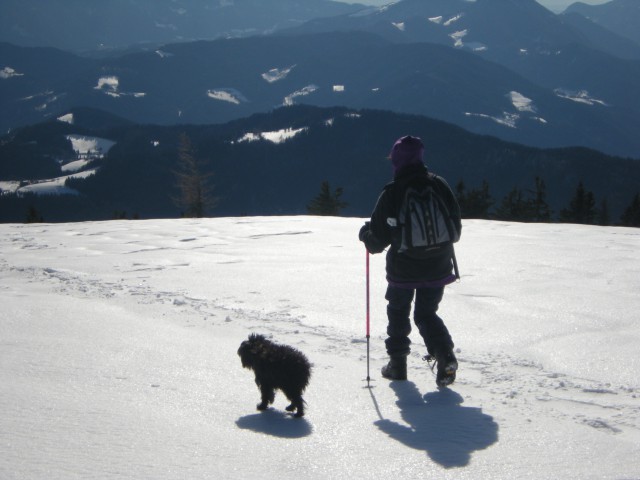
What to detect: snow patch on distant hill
<box><xmin>509</xmin><ymin>91</ymin><xmax>536</xmax><ymax>113</ymax></box>
<box><xmin>465</xmin><ymin>111</ymin><xmax>519</xmax><ymax>128</ymax></box>
<box><xmin>19</xmin><ymin>90</ymin><xmax>65</xmax><ymax>112</ymax></box>
<box><xmin>235</xmin><ymin>127</ymin><xmax>307</xmax><ymax>144</ymax></box>
<box><xmin>61</xmin><ymin>159</ymin><xmax>91</xmax><ymax>173</ymax></box>
<box><xmin>465</xmin><ymin>41</ymin><xmax>487</xmax><ymax>52</ymax></box>
<box><xmin>464</xmin><ymin>90</ymin><xmax>549</xmax><ymax>127</ymax></box>
<box><xmin>94</xmin><ymin>76</ymin><xmax>145</xmax><ymax>98</ymax></box>
<box><xmin>450</xmin><ymin>29</ymin><xmax>468</xmax><ymax>48</ymax></box>
<box><xmin>283</xmin><ymin>85</ymin><xmax>318</xmax><ymax>106</ymax></box>
<box><xmin>67</xmin><ymin>135</ymin><xmax>115</xmax><ymax>157</ymax></box>
<box><xmin>1</xmin><ymin>67</ymin><xmax>23</xmax><ymax>79</ymax></box>
<box><xmin>0</xmin><ymin>169</ymin><xmax>97</xmax><ymax>195</ymax></box>
<box><xmin>427</xmin><ymin>11</ymin><xmax>486</xmax><ymax>51</ymax></box>
<box><xmin>444</xmin><ymin>14</ymin><xmax>464</xmax><ymax>27</ymax></box>
<box><xmin>262</xmin><ymin>65</ymin><xmax>296</xmax><ymax>83</ymax></box>
<box><xmin>155</xmin><ymin>50</ymin><xmax>174</xmax><ymax>58</ymax></box>
<box><xmin>207</xmin><ymin>88</ymin><xmax>248</xmax><ymax>104</ymax></box>
<box><xmin>57</xmin><ymin>113</ymin><xmax>74</xmax><ymax>124</ymax></box>
<box><xmin>554</xmin><ymin>88</ymin><xmax>608</xmax><ymax>106</ymax></box>
<box><xmin>0</xmin><ymin>134</ymin><xmax>115</xmax><ymax>196</ymax></box>
<box><xmin>95</xmin><ymin>76</ymin><xmax>119</xmax><ymax>93</ymax></box>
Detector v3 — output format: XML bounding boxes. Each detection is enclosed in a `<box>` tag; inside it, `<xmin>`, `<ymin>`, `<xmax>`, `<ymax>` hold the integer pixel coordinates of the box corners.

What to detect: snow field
<box><xmin>0</xmin><ymin>216</ymin><xmax>639</xmax><ymax>479</ymax></box>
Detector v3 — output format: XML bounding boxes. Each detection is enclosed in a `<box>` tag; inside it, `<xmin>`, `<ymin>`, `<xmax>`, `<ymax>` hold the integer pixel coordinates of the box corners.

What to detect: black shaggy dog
<box><xmin>238</xmin><ymin>333</ymin><xmax>311</xmax><ymax>417</ymax></box>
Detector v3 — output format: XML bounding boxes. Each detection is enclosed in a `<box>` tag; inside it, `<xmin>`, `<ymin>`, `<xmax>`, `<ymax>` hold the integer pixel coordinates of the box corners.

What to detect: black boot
<box><xmin>434</xmin><ymin>349</ymin><xmax>458</xmax><ymax>388</ymax></box>
<box><xmin>381</xmin><ymin>356</ymin><xmax>407</xmax><ymax>381</ymax></box>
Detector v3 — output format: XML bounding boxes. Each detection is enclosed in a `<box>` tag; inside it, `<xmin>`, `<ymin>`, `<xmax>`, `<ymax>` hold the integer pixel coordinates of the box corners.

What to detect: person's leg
<box><xmin>384</xmin><ymin>285</ymin><xmax>414</xmax><ymax>356</ymax></box>
<box><xmin>413</xmin><ymin>287</ymin><xmax>453</xmax><ymax>356</ymax></box>
<box><xmin>382</xmin><ymin>285</ymin><xmax>414</xmax><ymax>380</ymax></box>
<box><xmin>414</xmin><ymin>287</ymin><xmax>458</xmax><ymax>387</ymax></box>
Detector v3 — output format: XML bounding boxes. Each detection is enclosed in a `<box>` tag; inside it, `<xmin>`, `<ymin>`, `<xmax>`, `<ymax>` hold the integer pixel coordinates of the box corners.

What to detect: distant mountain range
<box><xmin>2</xmin><ymin>24</ymin><xmax>639</xmax><ymax>157</ymax></box>
<box><xmin>565</xmin><ymin>0</ymin><xmax>640</xmax><ymax>46</ymax></box>
<box><xmin>2</xmin><ymin>105</ymin><xmax>639</xmax><ymax>223</ymax></box>
<box><xmin>0</xmin><ymin>0</ymin><xmax>362</xmax><ymax>53</ymax></box>
<box><xmin>2</xmin><ymin>0</ymin><xmax>640</xmax><ymax>158</ymax></box>
<box><xmin>2</xmin><ymin>0</ymin><xmax>640</xmax><ymax>225</ymax></box>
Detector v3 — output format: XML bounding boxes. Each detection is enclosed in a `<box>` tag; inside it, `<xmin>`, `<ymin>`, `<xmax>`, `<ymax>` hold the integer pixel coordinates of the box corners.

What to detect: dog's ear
<box><xmin>248</xmin><ymin>333</ymin><xmax>266</xmax><ymax>343</ymax></box>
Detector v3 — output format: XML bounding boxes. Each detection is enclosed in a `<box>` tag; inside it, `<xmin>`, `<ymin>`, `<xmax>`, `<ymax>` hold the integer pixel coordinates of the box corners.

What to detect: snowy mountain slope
<box><xmin>0</xmin><ymin>132</ymin><xmax>113</xmax><ymax>196</ymax></box>
<box><xmin>2</xmin><ymin>33</ymin><xmax>640</xmax><ymax>158</ymax></box>
<box><xmin>1</xmin><ymin>216</ymin><xmax>639</xmax><ymax>479</ymax></box>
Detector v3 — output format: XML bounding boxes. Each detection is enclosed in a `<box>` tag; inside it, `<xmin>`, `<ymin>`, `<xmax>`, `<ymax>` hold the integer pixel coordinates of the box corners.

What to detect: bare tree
<box><xmin>174</xmin><ymin>133</ymin><xmax>217</xmax><ymax>218</ymax></box>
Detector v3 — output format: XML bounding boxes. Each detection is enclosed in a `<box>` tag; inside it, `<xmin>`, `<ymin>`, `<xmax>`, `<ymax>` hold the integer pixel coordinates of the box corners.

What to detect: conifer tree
<box><xmin>620</xmin><ymin>193</ymin><xmax>640</xmax><ymax>227</ymax></box>
<box><xmin>456</xmin><ymin>180</ymin><xmax>493</xmax><ymax>219</ymax></box>
<box><xmin>530</xmin><ymin>177</ymin><xmax>552</xmax><ymax>222</ymax></box>
<box><xmin>494</xmin><ymin>187</ymin><xmax>531</xmax><ymax>221</ymax></box>
<box><xmin>307</xmin><ymin>180</ymin><xmax>348</xmax><ymax>216</ymax></box>
<box><xmin>559</xmin><ymin>182</ymin><xmax>597</xmax><ymax>224</ymax></box>
<box><xmin>25</xmin><ymin>205</ymin><xmax>43</xmax><ymax>223</ymax></box>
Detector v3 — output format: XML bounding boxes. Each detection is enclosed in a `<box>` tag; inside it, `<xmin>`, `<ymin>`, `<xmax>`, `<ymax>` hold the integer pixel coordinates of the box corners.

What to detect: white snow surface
<box><xmin>1</xmin><ymin>217</ymin><xmax>639</xmax><ymax>479</ymax></box>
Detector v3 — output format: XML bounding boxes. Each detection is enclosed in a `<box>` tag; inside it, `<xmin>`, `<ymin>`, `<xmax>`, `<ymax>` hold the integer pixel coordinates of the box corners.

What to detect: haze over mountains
<box><xmin>0</xmin><ymin>0</ymin><xmax>363</xmax><ymax>53</ymax></box>
<box><xmin>565</xmin><ymin>0</ymin><xmax>640</xmax><ymax>45</ymax></box>
<box><xmin>1</xmin><ymin>0</ymin><xmax>640</xmax><ymax>223</ymax></box>
<box><xmin>2</xmin><ymin>0</ymin><xmax>639</xmax><ymax>159</ymax></box>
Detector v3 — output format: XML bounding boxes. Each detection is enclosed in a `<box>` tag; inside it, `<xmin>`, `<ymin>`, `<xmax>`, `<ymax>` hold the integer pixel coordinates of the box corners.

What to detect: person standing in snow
<box><xmin>358</xmin><ymin>135</ymin><xmax>462</xmax><ymax>387</ymax></box>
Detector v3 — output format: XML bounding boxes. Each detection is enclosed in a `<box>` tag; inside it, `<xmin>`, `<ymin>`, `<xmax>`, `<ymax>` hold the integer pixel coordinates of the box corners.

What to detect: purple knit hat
<box><xmin>390</xmin><ymin>135</ymin><xmax>424</xmax><ymax>173</ymax></box>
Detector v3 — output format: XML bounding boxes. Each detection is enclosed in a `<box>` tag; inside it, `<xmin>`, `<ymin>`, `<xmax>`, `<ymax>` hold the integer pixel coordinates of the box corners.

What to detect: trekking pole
<box><xmin>366</xmin><ymin>249</ymin><xmax>371</xmax><ymax>387</ymax></box>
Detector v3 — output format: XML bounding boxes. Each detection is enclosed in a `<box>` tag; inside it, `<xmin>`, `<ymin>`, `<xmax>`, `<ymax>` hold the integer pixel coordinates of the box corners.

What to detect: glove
<box><xmin>359</xmin><ymin>222</ymin><xmax>370</xmax><ymax>242</ymax></box>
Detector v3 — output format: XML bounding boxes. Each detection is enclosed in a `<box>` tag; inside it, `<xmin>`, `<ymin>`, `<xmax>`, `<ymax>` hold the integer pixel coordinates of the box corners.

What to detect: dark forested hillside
<box><xmin>2</xmin><ymin>105</ymin><xmax>639</xmax><ymax>224</ymax></box>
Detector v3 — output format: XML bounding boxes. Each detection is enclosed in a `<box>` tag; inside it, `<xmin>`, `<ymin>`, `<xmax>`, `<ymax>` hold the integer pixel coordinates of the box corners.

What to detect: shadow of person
<box><xmin>374</xmin><ymin>381</ymin><xmax>498</xmax><ymax>468</ymax></box>
<box><xmin>236</xmin><ymin>409</ymin><xmax>313</xmax><ymax>438</ymax></box>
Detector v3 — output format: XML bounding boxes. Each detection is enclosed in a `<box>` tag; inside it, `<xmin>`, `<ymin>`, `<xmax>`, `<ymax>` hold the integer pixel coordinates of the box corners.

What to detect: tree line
<box><xmin>455</xmin><ymin>177</ymin><xmax>640</xmax><ymax>227</ymax></box>
<box><xmin>304</xmin><ymin>177</ymin><xmax>640</xmax><ymax>228</ymax></box>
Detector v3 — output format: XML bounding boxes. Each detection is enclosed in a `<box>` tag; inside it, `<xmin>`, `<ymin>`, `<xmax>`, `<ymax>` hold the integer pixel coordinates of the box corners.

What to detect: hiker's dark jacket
<box><xmin>360</xmin><ymin>164</ymin><xmax>462</xmax><ymax>287</ymax></box>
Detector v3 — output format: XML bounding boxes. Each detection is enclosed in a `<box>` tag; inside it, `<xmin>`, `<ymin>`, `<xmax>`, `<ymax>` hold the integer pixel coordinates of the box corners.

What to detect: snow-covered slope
<box><xmin>1</xmin><ymin>217</ymin><xmax>639</xmax><ymax>479</ymax></box>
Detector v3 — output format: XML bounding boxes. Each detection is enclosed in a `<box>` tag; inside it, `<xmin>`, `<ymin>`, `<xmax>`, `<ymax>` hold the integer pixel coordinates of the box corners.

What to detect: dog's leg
<box><xmin>257</xmin><ymin>383</ymin><xmax>275</xmax><ymax>411</ymax></box>
<box><xmin>285</xmin><ymin>394</ymin><xmax>305</xmax><ymax>417</ymax></box>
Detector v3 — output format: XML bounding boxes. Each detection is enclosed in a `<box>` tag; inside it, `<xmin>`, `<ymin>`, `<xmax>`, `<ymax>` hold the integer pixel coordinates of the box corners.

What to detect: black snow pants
<box><xmin>384</xmin><ymin>285</ymin><xmax>454</xmax><ymax>358</ymax></box>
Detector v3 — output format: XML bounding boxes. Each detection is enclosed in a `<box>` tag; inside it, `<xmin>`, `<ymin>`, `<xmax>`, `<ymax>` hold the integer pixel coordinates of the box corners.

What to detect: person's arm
<box><xmin>359</xmin><ymin>189</ymin><xmax>393</xmax><ymax>254</ymax></box>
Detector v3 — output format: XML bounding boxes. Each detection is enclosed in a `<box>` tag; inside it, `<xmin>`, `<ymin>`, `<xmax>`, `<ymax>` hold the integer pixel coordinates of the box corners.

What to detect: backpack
<box><xmin>389</xmin><ymin>174</ymin><xmax>460</xmax><ymax>259</ymax></box>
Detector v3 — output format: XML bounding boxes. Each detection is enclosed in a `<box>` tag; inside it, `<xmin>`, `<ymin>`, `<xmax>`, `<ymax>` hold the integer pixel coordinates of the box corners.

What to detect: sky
<box><xmin>351</xmin><ymin>0</ymin><xmax>610</xmax><ymax>13</ymax></box>
<box><xmin>1</xmin><ymin>216</ymin><xmax>639</xmax><ymax>479</ymax></box>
